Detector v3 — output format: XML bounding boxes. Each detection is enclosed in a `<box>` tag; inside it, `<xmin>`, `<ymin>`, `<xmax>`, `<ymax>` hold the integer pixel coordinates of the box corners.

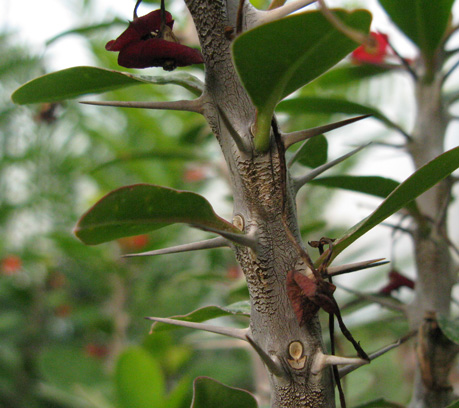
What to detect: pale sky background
<box><xmin>1</xmin><ymin>0</ymin><xmax>458</xmax><ymax>315</ymax></box>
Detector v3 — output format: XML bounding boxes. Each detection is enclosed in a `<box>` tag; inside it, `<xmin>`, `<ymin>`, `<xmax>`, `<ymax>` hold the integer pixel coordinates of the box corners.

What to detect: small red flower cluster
<box><xmin>352</xmin><ymin>32</ymin><xmax>389</xmax><ymax>64</ymax></box>
<box><xmin>106</xmin><ymin>9</ymin><xmax>203</xmax><ymax>70</ymax></box>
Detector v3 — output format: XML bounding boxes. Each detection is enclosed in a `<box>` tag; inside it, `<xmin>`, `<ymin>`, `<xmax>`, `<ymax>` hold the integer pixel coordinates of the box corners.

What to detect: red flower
<box><xmin>117</xmin><ymin>234</ymin><xmax>149</xmax><ymax>251</ymax></box>
<box><xmin>352</xmin><ymin>32</ymin><xmax>389</xmax><ymax>64</ymax></box>
<box><xmin>106</xmin><ymin>9</ymin><xmax>203</xmax><ymax>70</ymax></box>
<box><xmin>1</xmin><ymin>255</ymin><xmax>22</xmax><ymax>275</ymax></box>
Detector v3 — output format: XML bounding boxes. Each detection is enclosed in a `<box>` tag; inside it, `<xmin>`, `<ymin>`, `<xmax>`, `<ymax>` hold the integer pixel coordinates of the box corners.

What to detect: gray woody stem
<box><xmin>184</xmin><ymin>0</ymin><xmax>336</xmax><ymax>406</ymax></box>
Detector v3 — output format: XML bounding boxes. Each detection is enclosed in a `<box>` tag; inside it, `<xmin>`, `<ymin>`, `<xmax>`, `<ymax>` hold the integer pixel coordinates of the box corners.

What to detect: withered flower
<box><xmin>106</xmin><ymin>6</ymin><xmax>203</xmax><ymax>71</ymax></box>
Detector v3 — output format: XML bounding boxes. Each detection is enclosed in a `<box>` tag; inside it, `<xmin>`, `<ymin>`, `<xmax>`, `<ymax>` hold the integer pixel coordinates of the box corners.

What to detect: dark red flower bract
<box><xmin>106</xmin><ymin>9</ymin><xmax>204</xmax><ymax>70</ymax></box>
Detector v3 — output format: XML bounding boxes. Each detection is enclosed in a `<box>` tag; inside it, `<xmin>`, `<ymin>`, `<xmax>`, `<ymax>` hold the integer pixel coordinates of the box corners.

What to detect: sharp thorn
<box><xmin>197</xmin><ymin>226</ymin><xmax>258</xmax><ymax>251</ymax></box>
<box><xmin>284</xmin><ymin>114</ymin><xmax>372</xmax><ymax>149</ymax></box>
<box><xmin>325</xmin><ymin>258</ymin><xmax>389</xmax><ymax>278</ymax></box>
<box><xmin>339</xmin><ymin>331</ymin><xmax>416</xmax><ymax>378</ymax></box>
<box><xmin>293</xmin><ymin>143</ymin><xmax>370</xmax><ymax>192</ymax></box>
<box><xmin>146</xmin><ymin>316</ymin><xmax>250</xmax><ymax>341</ymax></box>
<box><xmin>80</xmin><ymin>97</ymin><xmax>204</xmax><ymax>114</ymax></box>
<box><xmin>123</xmin><ymin>237</ymin><xmax>229</xmax><ymax>258</ymax></box>
<box><xmin>311</xmin><ymin>351</ymin><xmax>368</xmax><ymax>375</ymax></box>
<box><xmin>245</xmin><ymin>335</ymin><xmax>285</xmax><ymax>377</ymax></box>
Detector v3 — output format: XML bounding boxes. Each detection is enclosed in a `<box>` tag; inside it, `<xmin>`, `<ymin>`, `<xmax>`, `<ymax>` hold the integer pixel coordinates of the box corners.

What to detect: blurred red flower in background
<box><xmin>1</xmin><ymin>255</ymin><xmax>22</xmax><ymax>275</ymax></box>
<box><xmin>352</xmin><ymin>32</ymin><xmax>389</xmax><ymax>64</ymax></box>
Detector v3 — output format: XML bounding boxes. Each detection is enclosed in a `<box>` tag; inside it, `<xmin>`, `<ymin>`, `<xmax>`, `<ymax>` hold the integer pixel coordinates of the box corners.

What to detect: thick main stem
<box><xmin>185</xmin><ymin>0</ymin><xmax>335</xmax><ymax>406</ymax></box>
<box><xmin>407</xmin><ymin>67</ymin><xmax>458</xmax><ymax>407</ymax></box>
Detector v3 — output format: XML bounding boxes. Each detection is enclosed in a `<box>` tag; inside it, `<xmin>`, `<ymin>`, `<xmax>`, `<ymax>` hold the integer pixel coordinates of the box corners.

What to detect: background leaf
<box><xmin>378</xmin><ymin>0</ymin><xmax>455</xmax><ymax>58</ymax></box>
<box><xmin>190</xmin><ymin>377</ymin><xmax>258</xmax><ymax>408</ymax></box>
<box><xmin>115</xmin><ymin>347</ymin><xmax>165</xmax><ymax>408</ymax></box>
<box><xmin>309</xmin><ymin>175</ymin><xmax>420</xmax><ymax>215</ymax></box>
<box><xmin>353</xmin><ymin>397</ymin><xmax>405</xmax><ymax>407</ymax></box>
<box><xmin>74</xmin><ymin>184</ymin><xmax>240</xmax><ymax>245</ymax></box>
<box><xmin>329</xmin><ymin>146</ymin><xmax>459</xmax><ymax>260</ymax></box>
<box><xmin>437</xmin><ymin>314</ymin><xmax>459</xmax><ymax>346</ymax></box>
<box><xmin>277</xmin><ymin>96</ymin><xmax>409</xmax><ymax>138</ymax></box>
<box><xmin>291</xmin><ymin>135</ymin><xmax>328</xmax><ymax>168</ymax></box>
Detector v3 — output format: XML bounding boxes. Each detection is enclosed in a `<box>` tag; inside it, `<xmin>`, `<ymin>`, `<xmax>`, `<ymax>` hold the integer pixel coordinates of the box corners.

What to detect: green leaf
<box><xmin>11</xmin><ymin>66</ymin><xmax>203</xmax><ymax>104</ymax></box>
<box><xmin>151</xmin><ymin>302</ymin><xmax>250</xmax><ymax>333</ymax></box>
<box><xmin>115</xmin><ymin>347</ymin><xmax>165</xmax><ymax>408</ymax></box>
<box><xmin>45</xmin><ymin>19</ymin><xmax>126</xmax><ymax>45</ymax></box>
<box><xmin>309</xmin><ymin>63</ymin><xmax>397</xmax><ymax>89</ymax></box>
<box><xmin>37</xmin><ymin>346</ymin><xmax>106</xmax><ymax>390</ymax></box>
<box><xmin>292</xmin><ymin>135</ymin><xmax>328</xmax><ymax>168</ymax></box>
<box><xmin>74</xmin><ymin>184</ymin><xmax>241</xmax><ymax>245</ymax></box>
<box><xmin>353</xmin><ymin>397</ymin><xmax>405</xmax><ymax>407</ymax></box>
<box><xmin>277</xmin><ymin>96</ymin><xmax>409</xmax><ymax>138</ymax></box>
<box><xmin>438</xmin><ymin>314</ymin><xmax>459</xmax><ymax>346</ymax></box>
<box><xmin>378</xmin><ymin>0</ymin><xmax>454</xmax><ymax>58</ymax></box>
<box><xmin>190</xmin><ymin>377</ymin><xmax>258</xmax><ymax>408</ymax></box>
<box><xmin>329</xmin><ymin>146</ymin><xmax>459</xmax><ymax>261</ymax></box>
<box><xmin>309</xmin><ymin>175</ymin><xmax>420</xmax><ymax>215</ymax></box>
<box><xmin>232</xmin><ymin>9</ymin><xmax>372</xmax><ymax>151</ymax></box>
<box><xmin>91</xmin><ymin>147</ymin><xmax>206</xmax><ymax>173</ymax></box>
<box><xmin>446</xmin><ymin>400</ymin><xmax>459</xmax><ymax>408</ymax></box>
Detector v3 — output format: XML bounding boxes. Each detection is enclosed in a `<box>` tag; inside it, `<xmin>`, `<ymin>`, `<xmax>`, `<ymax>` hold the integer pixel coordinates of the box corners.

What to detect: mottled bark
<box><xmin>407</xmin><ymin>62</ymin><xmax>458</xmax><ymax>407</ymax></box>
<box><xmin>184</xmin><ymin>0</ymin><xmax>335</xmax><ymax>406</ymax></box>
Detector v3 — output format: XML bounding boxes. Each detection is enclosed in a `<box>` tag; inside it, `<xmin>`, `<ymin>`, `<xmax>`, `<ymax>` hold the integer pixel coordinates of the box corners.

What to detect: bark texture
<box><xmin>185</xmin><ymin>0</ymin><xmax>335</xmax><ymax>406</ymax></box>
<box><xmin>407</xmin><ymin>67</ymin><xmax>458</xmax><ymax>407</ymax></box>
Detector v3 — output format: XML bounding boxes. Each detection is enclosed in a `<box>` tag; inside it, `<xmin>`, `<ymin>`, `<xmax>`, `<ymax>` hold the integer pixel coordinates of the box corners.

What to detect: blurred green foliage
<box><xmin>1</xmin><ymin>0</ymin><xmax>437</xmax><ymax>407</ymax></box>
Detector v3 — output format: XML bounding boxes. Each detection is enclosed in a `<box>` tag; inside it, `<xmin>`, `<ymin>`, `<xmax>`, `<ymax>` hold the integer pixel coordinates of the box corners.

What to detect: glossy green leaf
<box><xmin>277</xmin><ymin>96</ymin><xmax>409</xmax><ymax>138</ymax></box>
<box><xmin>378</xmin><ymin>0</ymin><xmax>454</xmax><ymax>58</ymax></box>
<box><xmin>151</xmin><ymin>301</ymin><xmax>250</xmax><ymax>332</ymax></box>
<box><xmin>115</xmin><ymin>347</ymin><xmax>165</xmax><ymax>408</ymax></box>
<box><xmin>11</xmin><ymin>66</ymin><xmax>203</xmax><ymax>104</ymax></box>
<box><xmin>292</xmin><ymin>135</ymin><xmax>328</xmax><ymax>168</ymax></box>
<box><xmin>232</xmin><ymin>9</ymin><xmax>371</xmax><ymax>151</ymax></box>
<box><xmin>329</xmin><ymin>146</ymin><xmax>459</xmax><ymax>261</ymax></box>
<box><xmin>353</xmin><ymin>397</ymin><xmax>405</xmax><ymax>408</ymax></box>
<box><xmin>74</xmin><ymin>184</ymin><xmax>240</xmax><ymax>245</ymax></box>
<box><xmin>438</xmin><ymin>314</ymin><xmax>459</xmax><ymax>346</ymax></box>
<box><xmin>446</xmin><ymin>400</ymin><xmax>459</xmax><ymax>408</ymax></box>
<box><xmin>190</xmin><ymin>377</ymin><xmax>258</xmax><ymax>408</ymax></box>
<box><xmin>309</xmin><ymin>175</ymin><xmax>420</xmax><ymax>215</ymax></box>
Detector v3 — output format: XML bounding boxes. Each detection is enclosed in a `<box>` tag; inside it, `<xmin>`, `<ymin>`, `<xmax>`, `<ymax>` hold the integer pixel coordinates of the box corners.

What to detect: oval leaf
<box><xmin>74</xmin><ymin>184</ymin><xmax>240</xmax><ymax>245</ymax></box>
<box><xmin>232</xmin><ymin>9</ymin><xmax>371</xmax><ymax>150</ymax></box>
<box><xmin>437</xmin><ymin>314</ymin><xmax>459</xmax><ymax>346</ymax></box>
<box><xmin>378</xmin><ymin>0</ymin><xmax>454</xmax><ymax>58</ymax></box>
<box><xmin>115</xmin><ymin>347</ymin><xmax>165</xmax><ymax>408</ymax></box>
<box><xmin>190</xmin><ymin>377</ymin><xmax>258</xmax><ymax>408</ymax></box>
<box><xmin>151</xmin><ymin>302</ymin><xmax>250</xmax><ymax>333</ymax></box>
<box><xmin>329</xmin><ymin>146</ymin><xmax>459</xmax><ymax>260</ymax></box>
<box><xmin>11</xmin><ymin>66</ymin><xmax>203</xmax><ymax>105</ymax></box>
<box><xmin>293</xmin><ymin>135</ymin><xmax>328</xmax><ymax>168</ymax></box>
